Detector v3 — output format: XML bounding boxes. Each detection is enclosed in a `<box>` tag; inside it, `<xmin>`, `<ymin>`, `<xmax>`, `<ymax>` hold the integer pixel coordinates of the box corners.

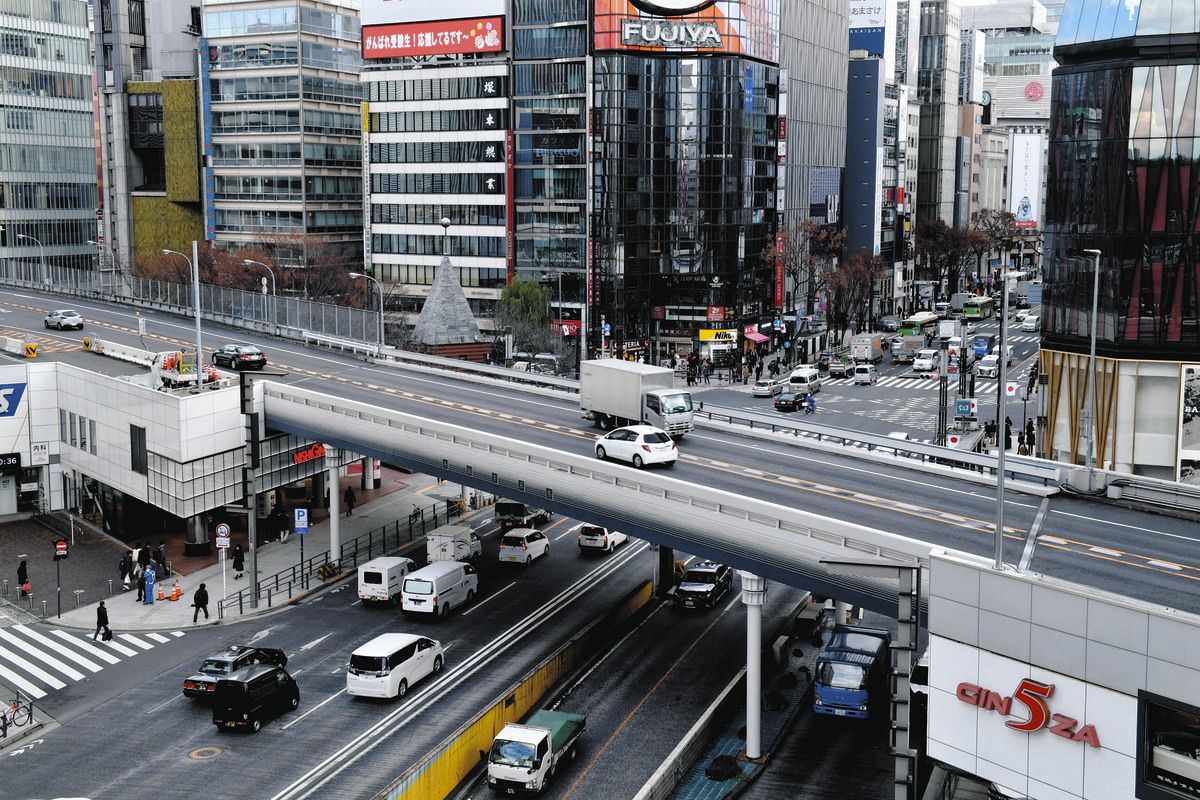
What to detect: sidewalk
<box><xmin>0</xmin><ymin>518</ymin><xmax>125</xmax><ymax>624</ymax></box>
<box><xmin>50</xmin><ymin>472</ymin><xmax>441</xmax><ymax>632</ymax></box>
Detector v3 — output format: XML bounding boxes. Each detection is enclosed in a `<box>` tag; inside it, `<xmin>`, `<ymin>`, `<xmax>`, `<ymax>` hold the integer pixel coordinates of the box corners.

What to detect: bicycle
<box><xmin>408</xmin><ymin>505</ymin><xmax>423</xmax><ymax>526</ymax></box>
<box><xmin>2</xmin><ymin>698</ymin><xmax>32</xmax><ymax>734</ymax></box>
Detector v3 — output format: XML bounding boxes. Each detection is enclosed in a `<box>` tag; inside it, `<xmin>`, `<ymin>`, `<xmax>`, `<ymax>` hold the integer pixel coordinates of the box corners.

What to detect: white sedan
<box><xmin>594</xmin><ymin>425</ymin><xmax>677</xmax><ymax>469</ymax></box>
<box><xmin>751</xmin><ymin>378</ymin><xmax>785</xmax><ymax>397</ymax></box>
<box><xmin>498</xmin><ymin>528</ymin><xmax>550</xmax><ymax>564</ymax></box>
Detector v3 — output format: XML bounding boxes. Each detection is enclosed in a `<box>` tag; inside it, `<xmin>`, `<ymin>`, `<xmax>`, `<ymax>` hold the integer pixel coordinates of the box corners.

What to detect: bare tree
<box><xmin>760</xmin><ymin>219</ymin><xmax>846</xmax><ymax>319</ymax></box>
<box><xmin>915</xmin><ymin>220</ymin><xmax>985</xmax><ymax>301</ymax></box>
<box><xmin>825</xmin><ymin>249</ymin><xmax>881</xmax><ymax>345</ymax></box>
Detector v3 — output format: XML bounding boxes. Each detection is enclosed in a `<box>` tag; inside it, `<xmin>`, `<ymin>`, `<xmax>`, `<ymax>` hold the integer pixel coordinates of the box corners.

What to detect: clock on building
<box><xmin>1024</xmin><ymin>81</ymin><xmax>1044</xmax><ymax>101</ymax></box>
<box><xmin>981</xmin><ymin>90</ymin><xmax>992</xmax><ymax>106</ymax></box>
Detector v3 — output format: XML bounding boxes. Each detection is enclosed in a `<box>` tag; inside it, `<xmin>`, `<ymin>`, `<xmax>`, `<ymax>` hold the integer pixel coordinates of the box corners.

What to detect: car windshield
<box><xmin>817</xmin><ymin>661</ymin><xmax>867</xmax><ymax>689</ymax></box>
<box><xmin>199</xmin><ymin>659</ymin><xmax>231</xmax><ymax>676</ymax></box>
<box><xmin>683</xmin><ymin>571</ymin><xmax>716</xmax><ymax>585</ymax></box>
<box><xmin>349</xmin><ymin>655</ymin><xmax>387</xmax><ymax>673</ymax></box>
<box><xmin>490</xmin><ymin>738</ymin><xmax>536</xmax><ymax>768</ymax></box>
<box><xmin>642</xmin><ymin>432</ymin><xmax>671</xmax><ymax>444</ymax></box>
<box><xmin>404</xmin><ymin>578</ymin><xmax>433</xmax><ymax>595</ymax></box>
<box><xmin>918</xmin><ymin>350</ymin><xmax>936</xmax><ymax>359</ymax></box>
<box><xmin>501</xmin><ymin>535</ymin><xmax>527</xmax><ymax>548</ymax></box>
<box><xmin>660</xmin><ymin>392</ymin><xmax>692</xmax><ymax>413</ymax></box>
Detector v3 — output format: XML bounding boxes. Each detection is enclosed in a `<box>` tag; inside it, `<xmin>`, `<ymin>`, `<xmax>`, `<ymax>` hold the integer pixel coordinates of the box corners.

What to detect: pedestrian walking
<box><xmin>755</xmin><ymin>363</ymin><xmax>763</xmax><ymax>381</ymax></box>
<box><xmin>1025</xmin><ymin>422</ymin><xmax>1036</xmax><ymax>454</ymax></box>
<box><xmin>136</xmin><ymin>569</ymin><xmax>146</xmax><ymax>602</ymax></box>
<box><xmin>1004</xmin><ymin>416</ymin><xmax>1013</xmax><ymax>451</ymax></box>
<box><xmin>193</xmin><ymin>583</ymin><xmax>210</xmax><ymax>623</ymax></box>
<box><xmin>276</xmin><ymin>508</ymin><xmax>290</xmax><ymax>544</ymax></box>
<box><xmin>93</xmin><ymin>601</ymin><xmax>110</xmax><ymax>641</ymax></box>
<box><xmin>156</xmin><ymin>540</ymin><xmax>169</xmax><ymax>578</ymax></box>
<box><xmin>1017</xmin><ymin>432</ymin><xmax>1029</xmax><ymax>455</ymax></box>
<box><xmin>232</xmin><ymin>545</ymin><xmax>245</xmax><ymax>580</ymax></box>
<box><xmin>17</xmin><ymin>560</ymin><xmax>28</xmax><ymax>598</ymax></box>
<box><xmin>344</xmin><ymin>486</ymin><xmax>357</xmax><ymax>517</ymax></box>
<box><xmin>701</xmin><ymin>361</ymin><xmax>711</xmax><ymax>385</ymax></box>
<box><xmin>120</xmin><ymin>550</ymin><xmax>133</xmax><ymax>591</ymax></box>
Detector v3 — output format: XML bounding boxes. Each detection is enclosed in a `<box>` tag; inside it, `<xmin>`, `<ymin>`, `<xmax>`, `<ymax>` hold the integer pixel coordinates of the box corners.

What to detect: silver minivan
<box><xmin>400</xmin><ymin>561</ymin><xmax>479</xmax><ymax>618</ymax></box>
<box><xmin>788</xmin><ymin>366</ymin><xmax>822</xmax><ymax>394</ymax></box>
<box><xmin>852</xmin><ymin>364</ymin><xmax>877</xmax><ymax>385</ymax></box>
<box><xmin>346</xmin><ymin>633</ymin><xmax>444</xmax><ymax>699</ymax></box>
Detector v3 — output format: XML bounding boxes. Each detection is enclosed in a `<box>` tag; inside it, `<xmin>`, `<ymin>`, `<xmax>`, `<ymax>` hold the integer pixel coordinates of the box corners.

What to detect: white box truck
<box><xmin>851</xmin><ymin>333</ymin><xmax>883</xmax><ymax>363</ymax></box>
<box><xmin>426</xmin><ymin>523</ymin><xmax>482</xmax><ymax>563</ymax></box>
<box><xmin>487</xmin><ymin>709</ymin><xmax>586</xmax><ymax>795</ymax></box>
<box><xmin>579</xmin><ymin>359</ymin><xmax>694</xmax><ymax>436</ymax></box>
<box><xmin>357</xmin><ymin>556</ymin><xmax>414</xmax><ymax>605</ymax></box>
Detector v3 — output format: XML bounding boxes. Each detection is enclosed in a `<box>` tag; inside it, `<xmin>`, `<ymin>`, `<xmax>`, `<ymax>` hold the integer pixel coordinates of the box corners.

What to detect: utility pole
<box><xmin>936</xmin><ymin>336</ymin><xmax>950</xmax><ymax>445</ymax></box>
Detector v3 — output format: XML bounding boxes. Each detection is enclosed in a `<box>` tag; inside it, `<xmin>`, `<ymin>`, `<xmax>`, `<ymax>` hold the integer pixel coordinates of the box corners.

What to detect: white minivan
<box><xmin>358</xmin><ymin>556</ymin><xmax>415</xmax><ymax>605</ymax></box>
<box><xmin>346</xmin><ymin>633</ymin><xmax>444</xmax><ymax>699</ymax></box>
<box><xmin>788</xmin><ymin>366</ymin><xmax>821</xmax><ymax>395</ymax></box>
<box><xmin>401</xmin><ymin>561</ymin><xmax>479</xmax><ymax>617</ymax></box>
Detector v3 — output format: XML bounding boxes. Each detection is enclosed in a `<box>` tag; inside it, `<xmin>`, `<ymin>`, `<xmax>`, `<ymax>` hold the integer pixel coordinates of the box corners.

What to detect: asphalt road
<box><xmin>1</xmin><ymin>513</ymin><xmax>659</xmax><ymax>800</ymax></box>
<box><xmin>4</xmin><ymin>292</ymin><xmax>1199</xmax><ymax>615</ymax></box>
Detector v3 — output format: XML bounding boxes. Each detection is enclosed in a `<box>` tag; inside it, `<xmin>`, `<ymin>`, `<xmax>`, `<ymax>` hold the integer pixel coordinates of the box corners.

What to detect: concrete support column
<box><xmin>739</xmin><ymin>570</ymin><xmax>767</xmax><ymax>760</ymax></box>
<box><xmin>327</xmin><ymin>462</ymin><xmax>340</xmax><ymax>566</ymax></box>
<box><xmin>360</xmin><ymin>457</ymin><xmax>369</xmax><ymax>490</ymax></box>
<box><xmin>655</xmin><ymin>545</ymin><xmax>675</xmax><ymax>598</ymax></box>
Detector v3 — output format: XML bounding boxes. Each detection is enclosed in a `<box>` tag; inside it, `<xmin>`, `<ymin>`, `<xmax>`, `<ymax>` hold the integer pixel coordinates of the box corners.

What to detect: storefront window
<box><xmin>1139</xmin><ymin>691</ymin><xmax>1200</xmax><ymax>799</ymax></box>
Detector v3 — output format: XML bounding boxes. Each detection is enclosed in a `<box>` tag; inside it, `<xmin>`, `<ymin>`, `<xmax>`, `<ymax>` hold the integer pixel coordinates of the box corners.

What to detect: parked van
<box><xmin>401</xmin><ymin>561</ymin><xmax>479</xmax><ymax>617</ymax></box>
<box><xmin>787</xmin><ymin>366</ymin><xmax>822</xmax><ymax>395</ymax></box>
<box><xmin>346</xmin><ymin>633</ymin><xmax>445</xmax><ymax>700</ymax></box>
<box><xmin>358</xmin><ymin>557</ymin><xmax>415</xmax><ymax>605</ymax></box>
<box><xmin>495</xmin><ymin>500</ymin><xmax>551</xmax><ymax>531</ymax></box>
<box><xmin>426</xmin><ymin>524</ymin><xmax>482</xmax><ymax>563</ymax></box>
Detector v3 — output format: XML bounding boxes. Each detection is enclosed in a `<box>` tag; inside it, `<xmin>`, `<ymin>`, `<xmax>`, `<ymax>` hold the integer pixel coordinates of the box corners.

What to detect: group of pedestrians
<box><xmin>119</xmin><ymin>541</ymin><xmax>171</xmax><ymax>594</ymax></box>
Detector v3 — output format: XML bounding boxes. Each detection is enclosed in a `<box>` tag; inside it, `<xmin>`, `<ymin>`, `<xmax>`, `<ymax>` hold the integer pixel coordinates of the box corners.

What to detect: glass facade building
<box><xmin>0</xmin><ymin>0</ymin><xmax>96</xmax><ymax>274</ymax></box>
<box><xmin>1041</xmin><ymin>0</ymin><xmax>1200</xmax><ymax>480</ymax></box>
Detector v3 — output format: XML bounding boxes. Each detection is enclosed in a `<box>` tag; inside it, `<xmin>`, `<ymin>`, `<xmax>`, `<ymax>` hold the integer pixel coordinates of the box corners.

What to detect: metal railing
<box><xmin>217</xmin><ymin>499</ymin><xmax>454</xmax><ymax>618</ymax></box>
<box><xmin>1106</xmin><ymin>474</ymin><xmax>1200</xmax><ymax>514</ymax></box>
<box><xmin>1</xmin><ymin>692</ymin><xmax>36</xmax><ymax>739</ymax></box>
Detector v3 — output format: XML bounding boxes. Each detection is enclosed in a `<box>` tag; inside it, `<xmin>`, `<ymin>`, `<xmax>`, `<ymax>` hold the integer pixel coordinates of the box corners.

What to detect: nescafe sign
<box><xmin>293</xmin><ymin>444</ymin><xmax>326</xmax><ymax>465</ymax></box>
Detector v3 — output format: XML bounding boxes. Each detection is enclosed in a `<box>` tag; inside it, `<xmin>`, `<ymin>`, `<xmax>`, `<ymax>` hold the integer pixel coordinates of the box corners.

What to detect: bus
<box><xmin>899</xmin><ymin>311</ymin><xmax>939</xmax><ymax>337</ymax></box>
<box><xmin>962</xmin><ymin>296</ymin><xmax>995</xmax><ymax>320</ymax></box>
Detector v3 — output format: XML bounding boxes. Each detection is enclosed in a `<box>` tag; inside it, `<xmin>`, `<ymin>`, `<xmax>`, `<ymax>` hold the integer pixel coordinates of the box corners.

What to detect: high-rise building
<box><xmin>1042</xmin><ymin>0</ymin><xmax>1200</xmax><ymax>481</ymax></box>
<box><xmin>916</xmin><ymin>0</ymin><xmax>961</xmax><ymax>226</ymax></box>
<box><xmin>0</xmin><ymin>0</ymin><xmax>96</xmax><ymax>279</ymax></box>
<box><xmin>201</xmin><ymin>0</ymin><xmax>363</xmax><ymax>267</ymax></box>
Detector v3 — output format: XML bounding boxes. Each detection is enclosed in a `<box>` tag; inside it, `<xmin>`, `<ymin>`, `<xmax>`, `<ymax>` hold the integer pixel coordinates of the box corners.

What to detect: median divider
<box><xmin>371</xmin><ymin>580</ymin><xmax>655</xmax><ymax>800</ymax></box>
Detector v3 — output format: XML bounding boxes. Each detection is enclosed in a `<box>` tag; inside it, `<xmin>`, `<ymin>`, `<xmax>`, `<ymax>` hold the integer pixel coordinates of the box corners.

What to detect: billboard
<box><xmin>363</xmin><ymin>17</ymin><xmax>503</xmax><ymax>59</ymax></box>
<box><xmin>1181</xmin><ymin>365</ymin><xmax>1200</xmax><ymax>485</ymax></box>
<box><xmin>594</xmin><ymin>0</ymin><xmax>779</xmax><ymax>63</ymax></box>
<box><xmin>362</xmin><ymin>0</ymin><xmax>504</xmax><ymax>27</ymax></box>
<box><xmin>848</xmin><ymin>0</ymin><xmax>885</xmax><ymax>54</ymax></box>
<box><xmin>1007</xmin><ymin>132</ymin><xmax>1044</xmax><ymax>230</ymax></box>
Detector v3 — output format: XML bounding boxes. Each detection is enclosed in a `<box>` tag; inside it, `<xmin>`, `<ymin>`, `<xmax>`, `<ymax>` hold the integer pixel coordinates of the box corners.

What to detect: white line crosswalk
<box><xmin>0</xmin><ymin>625</ymin><xmax>185</xmax><ymax>699</ymax></box>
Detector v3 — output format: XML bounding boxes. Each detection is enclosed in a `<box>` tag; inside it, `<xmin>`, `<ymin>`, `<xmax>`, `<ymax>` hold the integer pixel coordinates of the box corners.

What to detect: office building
<box><xmin>916</xmin><ymin>0</ymin><xmax>961</xmax><ymax>227</ymax></box>
<box><xmin>0</xmin><ymin>0</ymin><xmax>96</xmax><ymax>280</ymax></box>
<box><xmin>1041</xmin><ymin>0</ymin><xmax>1200</xmax><ymax>482</ymax></box>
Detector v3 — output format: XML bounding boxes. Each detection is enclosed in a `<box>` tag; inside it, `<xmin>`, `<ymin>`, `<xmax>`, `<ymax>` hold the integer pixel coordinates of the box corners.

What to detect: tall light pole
<box><xmin>349</xmin><ymin>271</ymin><xmax>384</xmax><ymax>354</ymax></box>
<box><xmin>993</xmin><ymin>269</ymin><xmax>1025</xmax><ymax>571</ymax></box>
<box><xmin>163</xmin><ymin>246</ymin><xmax>204</xmax><ymax>386</ymax></box>
<box><xmin>1082</xmin><ymin>249</ymin><xmax>1102</xmax><ymax>490</ymax></box>
<box><xmin>1</xmin><ymin>227</ymin><xmax>46</xmax><ymax>287</ymax></box>
<box><xmin>243</xmin><ymin>258</ymin><xmax>278</xmax><ymax>335</ymax></box>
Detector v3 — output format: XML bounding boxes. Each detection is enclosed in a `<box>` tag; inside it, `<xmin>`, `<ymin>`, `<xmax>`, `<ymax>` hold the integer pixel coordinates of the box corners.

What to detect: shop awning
<box><xmin>745</xmin><ymin>331</ymin><xmax>769</xmax><ymax>343</ymax></box>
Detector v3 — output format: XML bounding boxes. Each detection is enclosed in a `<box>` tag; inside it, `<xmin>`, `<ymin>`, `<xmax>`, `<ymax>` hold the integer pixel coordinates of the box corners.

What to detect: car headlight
<box><xmin>859</xmin><ymin>704</ymin><xmax>868</xmax><ymax>711</ymax></box>
<box><xmin>525</xmin><ymin>782</ymin><xmax>536</xmax><ymax>789</ymax></box>
<box><xmin>815</xmin><ymin>697</ymin><xmax>823</xmax><ymax>705</ymax></box>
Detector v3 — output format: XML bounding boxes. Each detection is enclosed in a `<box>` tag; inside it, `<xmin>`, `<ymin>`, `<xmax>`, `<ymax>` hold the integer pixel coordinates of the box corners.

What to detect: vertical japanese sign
<box><xmin>198</xmin><ymin>38</ymin><xmax>216</xmax><ymax>241</ymax></box>
<box><xmin>505</xmin><ymin>130</ymin><xmax>514</xmax><ymax>276</ymax></box>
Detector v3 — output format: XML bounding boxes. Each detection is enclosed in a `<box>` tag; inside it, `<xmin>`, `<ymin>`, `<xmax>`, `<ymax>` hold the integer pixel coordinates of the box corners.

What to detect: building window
<box><xmin>78</xmin><ymin>415</ymin><xmax>88</xmax><ymax>452</ymax></box>
<box><xmin>69</xmin><ymin>413</ymin><xmax>77</xmax><ymax>447</ymax></box>
<box><xmin>130</xmin><ymin>424</ymin><xmax>147</xmax><ymax>474</ymax></box>
<box><xmin>59</xmin><ymin>409</ymin><xmax>67</xmax><ymax>443</ymax></box>
<box><xmin>1137</xmin><ymin>690</ymin><xmax>1200</xmax><ymax>800</ymax></box>
<box><xmin>128</xmin><ymin>0</ymin><xmax>145</xmax><ymax>36</ymax></box>
<box><xmin>89</xmin><ymin>419</ymin><xmax>97</xmax><ymax>455</ymax></box>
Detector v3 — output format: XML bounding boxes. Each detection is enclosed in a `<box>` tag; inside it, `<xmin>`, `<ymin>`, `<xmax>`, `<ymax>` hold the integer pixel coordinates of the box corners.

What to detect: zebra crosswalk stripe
<box><xmin>11</xmin><ymin>625</ymin><xmax>102</xmax><ymax>673</ymax></box>
<box><xmin>145</xmin><ymin>633</ymin><xmax>171</xmax><ymax>644</ymax></box>
<box><xmin>117</xmin><ymin>634</ymin><xmax>154</xmax><ymax>652</ymax></box>
<box><xmin>51</xmin><ymin>629</ymin><xmax>121</xmax><ymax>665</ymax></box>
<box><xmin>0</xmin><ymin>644</ymin><xmax>67</xmax><ymax>690</ymax></box>
<box><xmin>0</xmin><ymin>659</ymin><xmax>46</xmax><ymax>699</ymax></box>
<box><xmin>0</xmin><ymin>628</ymin><xmax>84</xmax><ymax>681</ymax></box>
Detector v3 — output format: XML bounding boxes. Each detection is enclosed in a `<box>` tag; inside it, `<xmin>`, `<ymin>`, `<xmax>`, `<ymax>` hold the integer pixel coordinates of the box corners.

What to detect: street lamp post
<box><xmin>993</xmin><ymin>269</ymin><xmax>1025</xmax><ymax>571</ymax></box>
<box><xmin>87</xmin><ymin>239</ymin><xmax>117</xmax><ymax>294</ymax></box>
<box><xmin>349</xmin><ymin>271</ymin><xmax>384</xmax><ymax>354</ymax></box>
<box><xmin>1081</xmin><ymin>249</ymin><xmax>1102</xmax><ymax>490</ymax></box>
<box><xmin>242</xmin><ymin>258</ymin><xmax>278</xmax><ymax>335</ymax></box>
<box><xmin>1</xmin><ymin>227</ymin><xmax>46</xmax><ymax>287</ymax></box>
<box><xmin>163</xmin><ymin>246</ymin><xmax>204</xmax><ymax>387</ymax></box>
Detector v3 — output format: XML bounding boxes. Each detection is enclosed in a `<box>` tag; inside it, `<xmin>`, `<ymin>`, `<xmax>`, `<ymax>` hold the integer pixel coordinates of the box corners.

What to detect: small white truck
<box><xmin>487</xmin><ymin>709</ymin><xmax>586</xmax><ymax>795</ymax></box>
<box><xmin>426</xmin><ymin>523</ymin><xmax>482</xmax><ymax>563</ymax></box>
<box><xmin>580</xmin><ymin>359</ymin><xmax>694</xmax><ymax>436</ymax></box>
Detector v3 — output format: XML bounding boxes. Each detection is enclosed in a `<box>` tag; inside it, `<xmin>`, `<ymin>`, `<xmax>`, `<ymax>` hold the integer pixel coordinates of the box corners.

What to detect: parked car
<box><xmin>751</xmin><ymin>378</ymin><xmax>785</xmax><ymax>397</ymax></box>
<box><xmin>44</xmin><ymin>309</ymin><xmax>83</xmax><ymax>330</ymax></box>
<box><xmin>577</xmin><ymin>525</ymin><xmax>628</xmax><ymax>553</ymax></box>
<box><xmin>1021</xmin><ymin>315</ymin><xmax>1040</xmax><ymax>332</ymax></box>
<box><xmin>499</xmin><ymin>528</ymin><xmax>551</xmax><ymax>564</ymax></box>
<box><xmin>346</xmin><ymin>633</ymin><xmax>444</xmax><ymax>700</ymax></box>
<box><xmin>212</xmin><ymin>343</ymin><xmax>267</xmax><ymax>370</ymax></box>
<box><xmin>594</xmin><ymin>425</ymin><xmax>677</xmax><ymax>469</ymax></box>
<box><xmin>852</xmin><ymin>364</ymin><xmax>878</xmax><ymax>385</ymax></box>
<box><xmin>774</xmin><ymin>392</ymin><xmax>802</xmax><ymax>413</ymax></box>
<box><xmin>183</xmin><ymin>645</ymin><xmax>288</xmax><ymax>699</ymax></box>
<box><xmin>828</xmin><ymin>358</ymin><xmax>853</xmax><ymax>378</ymax></box>
<box><xmin>674</xmin><ymin>561</ymin><xmax>734</xmax><ymax>610</ymax></box>
<box><xmin>211</xmin><ymin>663</ymin><xmax>299</xmax><ymax>732</ymax></box>
<box><xmin>913</xmin><ymin>349</ymin><xmax>941</xmax><ymax>372</ymax></box>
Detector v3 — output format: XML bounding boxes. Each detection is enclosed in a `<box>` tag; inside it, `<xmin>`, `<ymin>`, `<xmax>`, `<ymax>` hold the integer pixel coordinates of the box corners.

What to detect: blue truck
<box><xmin>813</xmin><ymin>624</ymin><xmax>891</xmax><ymax>719</ymax></box>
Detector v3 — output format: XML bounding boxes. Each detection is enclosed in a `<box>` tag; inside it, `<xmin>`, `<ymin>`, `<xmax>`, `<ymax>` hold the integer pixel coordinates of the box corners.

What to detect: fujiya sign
<box><xmin>956</xmin><ymin>679</ymin><xmax>1101</xmax><ymax>748</ymax></box>
<box><xmin>622</xmin><ymin>19</ymin><xmax>721</xmax><ymax>47</ymax></box>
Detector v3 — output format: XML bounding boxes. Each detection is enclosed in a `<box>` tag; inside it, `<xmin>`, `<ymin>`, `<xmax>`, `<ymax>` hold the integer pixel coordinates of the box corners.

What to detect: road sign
<box><xmin>137</xmin><ymin>316</ymin><xmax>146</xmax><ymax>336</ymax></box>
<box><xmin>215</xmin><ymin>522</ymin><xmax>231</xmax><ymax>549</ymax></box>
<box><xmin>295</xmin><ymin>508</ymin><xmax>309</xmax><ymax>536</ymax></box>
<box><xmin>602</xmin><ymin>322</ymin><xmax>611</xmax><ymax>336</ymax></box>
<box><xmin>54</xmin><ymin>539</ymin><xmax>68</xmax><ymax>560</ymax></box>
<box><xmin>955</xmin><ymin>399</ymin><xmax>978</xmax><ymax>418</ymax></box>
<box><xmin>1005</xmin><ymin>381</ymin><xmax>1021</xmax><ymax>399</ymax></box>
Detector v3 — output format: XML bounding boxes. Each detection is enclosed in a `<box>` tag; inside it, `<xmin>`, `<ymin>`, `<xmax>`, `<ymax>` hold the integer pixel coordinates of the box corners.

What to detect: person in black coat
<box><xmin>137</xmin><ymin>569</ymin><xmax>146</xmax><ymax>602</ymax></box>
<box><xmin>232</xmin><ymin>545</ymin><xmax>245</xmax><ymax>580</ymax></box>
<box><xmin>155</xmin><ymin>541</ymin><xmax>169</xmax><ymax>578</ymax></box>
<box><xmin>120</xmin><ymin>551</ymin><xmax>133</xmax><ymax>591</ymax></box>
<box><xmin>343</xmin><ymin>486</ymin><xmax>356</xmax><ymax>517</ymax></box>
<box><xmin>193</xmin><ymin>583</ymin><xmax>209</xmax><ymax>623</ymax></box>
<box><xmin>93</xmin><ymin>601</ymin><xmax>109</xmax><ymax>641</ymax></box>
<box><xmin>17</xmin><ymin>560</ymin><xmax>28</xmax><ymax>598</ymax></box>
<box><xmin>137</xmin><ymin>544</ymin><xmax>151</xmax><ymax>571</ymax></box>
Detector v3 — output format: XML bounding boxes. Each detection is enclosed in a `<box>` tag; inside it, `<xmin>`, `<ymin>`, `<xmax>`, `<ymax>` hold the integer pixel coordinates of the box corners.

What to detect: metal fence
<box><xmin>217</xmin><ymin>499</ymin><xmax>457</xmax><ymax>618</ymax></box>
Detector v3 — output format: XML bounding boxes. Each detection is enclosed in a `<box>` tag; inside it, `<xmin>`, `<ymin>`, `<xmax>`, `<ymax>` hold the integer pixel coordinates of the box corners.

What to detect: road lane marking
<box><xmin>145</xmin><ymin>633</ymin><xmax>171</xmax><ymax>644</ymax></box>
<box><xmin>300</xmin><ymin>633</ymin><xmax>334</xmax><ymax>652</ymax></box>
<box><xmin>116</xmin><ymin>634</ymin><xmax>152</xmax><ymax>652</ymax></box>
<box><xmin>145</xmin><ymin>693</ymin><xmax>186</xmax><ymax>714</ymax></box>
<box><xmin>11</xmin><ymin>626</ymin><xmax>101</xmax><ymax>672</ymax></box>
<box><xmin>51</xmin><ymin>630</ymin><xmax>121</xmax><ymax>664</ymax></box>
<box><xmin>0</xmin><ymin>630</ymin><xmax>84</xmax><ymax>681</ymax></box>
<box><xmin>0</xmin><ymin>662</ymin><xmax>46</xmax><ymax>698</ymax></box>
<box><xmin>460</xmin><ymin>581</ymin><xmax>516</xmax><ymax>616</ymax></box>
<box><xmin>281</xmin><ymin>688</ymin><xmax>347</xmax><ymax>730</ymax></box>
<box><xmin>0</xmin><ymin>645</ymin><xmax>67</xmax><ymax>688</ymax></box>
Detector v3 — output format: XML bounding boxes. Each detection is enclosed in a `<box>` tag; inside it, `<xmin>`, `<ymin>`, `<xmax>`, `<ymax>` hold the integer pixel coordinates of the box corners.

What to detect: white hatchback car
<box><xmin>913</xmin><ymin>349</ymin><xmax>941</xmax><ymax>372</ymax></box>
<box><xmin>751</xmin><ymin>378</ymin><xmax>785</xmax><ymax>397</ymax></box>
<box><xmin>1021</xmin><ymin>315</ymin><xmax>1040</xmax><ymax>332</ymax></box>
<box><xmin>594</xmin><ymin>425</ymin><xmax>677</xmax><ymax>469</ymax></box>
<box><xmin>577</xmin><ymin>525</ymin><xmax>628</xmax><ymax>553</ymax></box>
<box><xmin>44</xmin><ymin>309</ymin><xmax>84</xmax><ymax>330</ymax></box>
<box><xmin>498</xmin><ymin>528</ymin><xmax>550</xmax><ymax>565</ymax></box>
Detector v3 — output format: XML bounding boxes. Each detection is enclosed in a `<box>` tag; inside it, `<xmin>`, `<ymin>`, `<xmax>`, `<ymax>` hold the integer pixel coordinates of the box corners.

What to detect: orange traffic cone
<box><xmin>170</xmin><ymin>580</ymin><xmax>183</xmax><ymax>601</ymax></box>
<box><xmin>157</xmin><ymin>583</ymin><xmax>165</xmax><ymax>601</ymax></box>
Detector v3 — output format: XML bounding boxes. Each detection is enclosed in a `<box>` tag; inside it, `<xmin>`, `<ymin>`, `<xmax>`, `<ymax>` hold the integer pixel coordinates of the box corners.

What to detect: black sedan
<box><xmin>212</xmin><ymin>344</ymin><xmax>267</xmax><ymax>370</ymax></box>
<box><xmin>183</xmin><ymin>645</ymin><xmax>287</xmax><ymax>699</ymax></box>
<box><xmin>774</xmin><ymin>392</ymin><xmax>802</xmax><ymax>413</ymax></box>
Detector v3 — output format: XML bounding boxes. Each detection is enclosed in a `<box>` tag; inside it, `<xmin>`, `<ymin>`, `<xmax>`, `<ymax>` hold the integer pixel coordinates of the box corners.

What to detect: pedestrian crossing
<box><xmin>823</xmin><ymin>374</ymin><xmax>1015</xmax><ymax>393</ymax></box>
<box><xmin>0</xmin><ymin>625</ymin><xmax>185</xmax><ymax>699</ymax></box>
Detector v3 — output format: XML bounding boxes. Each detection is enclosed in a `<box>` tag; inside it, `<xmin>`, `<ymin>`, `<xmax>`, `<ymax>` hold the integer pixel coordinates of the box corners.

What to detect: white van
<box><xmin>357</xmin><ymin>557</ymin><xmax>415</xmax><ymax>605</ymax></box>
<box><xmin>788</xmin><ymin>366</ymin><xmax>822</xmax><ymax>394</ymax></box>
<box><xmin>401</xmin><ymin>561</ymin><xmax>479</xmax><ymax>617</ymax></box>
<box><xmin>426</xmin><ymin>524</ymin><xmax>482</xmax><ymax>563</ymax></box>
<box><xmin>346</xmin><ymin>633</ymin><xmax>444</xmax><ymax>699</ymax></box>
